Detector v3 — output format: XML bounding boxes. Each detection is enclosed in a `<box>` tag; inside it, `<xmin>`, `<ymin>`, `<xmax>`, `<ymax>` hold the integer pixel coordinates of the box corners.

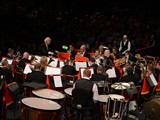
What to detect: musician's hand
<box><xmin>55</xmin><ymin>50</ymin><xmax>59</xmax><ymax>54</ymax></box>
<box><xmin>48</xmin><ymin>51</ymin><xmax>53</xmax><ymax>55</ymax></box>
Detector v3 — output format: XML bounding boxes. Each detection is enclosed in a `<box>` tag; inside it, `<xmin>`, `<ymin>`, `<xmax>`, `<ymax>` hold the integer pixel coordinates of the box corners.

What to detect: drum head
<box><xmin>108</xmin><ymin>94</ymin><xmax>124</xmax><ymax>101</ymax></box>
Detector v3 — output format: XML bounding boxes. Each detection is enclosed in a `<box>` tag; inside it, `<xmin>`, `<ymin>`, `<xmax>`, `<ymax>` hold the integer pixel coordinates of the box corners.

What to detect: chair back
<box><xmin>14</xmin><ymin>66</ymin><xmax>25</xmax><ymax>84</ymax></box>
<box><xmin>72</xmin><ymin>88</ymin><xmax>93</xmax><ymax>107</ymax></box>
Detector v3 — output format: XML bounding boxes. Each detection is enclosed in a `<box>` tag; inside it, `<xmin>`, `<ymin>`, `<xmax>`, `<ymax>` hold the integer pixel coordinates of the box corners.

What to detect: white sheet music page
<box><xmin>28</xmin><ymin>55</ymin><xmax>32</xmax><ymax>60</ymax></box>
<box><xmin>106</xmin><ymin>67</ymin><xmax>117</xmax><ymax>78</ymax></box>
<box><xmin>53</xmin><ymin>76</ymin><xmax>62</xmax><ymax>87</ymax></box>
<box><xmin>35</xmin><ymin>55</ymin><xmax>41</xmax><ymax>63</ymax></box>
<box><xmin>1</xmin><ymin>57</ymin><xmax>13</xmax><ymax>65</ymax></box>
<box><xmin>49</xmin><ymin>59</ymin><xmax>58</xmax><ymax>67</ymax></box>
<box><xmin>45</xmin><ymin>66</ymin><xmax>61</xmax><ymax>75</ymax></box>
<box><xmin>23</xmin><ymin>64</ymin><xmax>33</xmax><ymax>74</ymax></box>
<box><xmin>150</xmin><ymin>74</ymin><xmax>158</xmax><ymax>86</ymax></box>
<box><xmin>59</xmin><ymin>61</ymin><xmax>64</xmax><ymax>68</ymax></box>
<box><xmin>47</xmin><ymin>57</ymin><xmax>50</xmax><ymax>63</ymax></box>
<box><xmin>75</xmin><ymin>62</ymin><xmax>87</xmax><ymax>71</ymax></box>
<box><xmin>7</xmin><ymin>59</ymin><xmax>13</xmax><ymax>65</ymax></box>
<box><xmin>80</xmin><ymin>68</ymin><xmax>94</xmax><ymax>78</ymax></box>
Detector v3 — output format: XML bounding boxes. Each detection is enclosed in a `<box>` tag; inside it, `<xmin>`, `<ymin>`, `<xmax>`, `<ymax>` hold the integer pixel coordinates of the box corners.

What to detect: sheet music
<box><xmin>49</xmin><ymin>59</ymin><xmax>58</xmax><ymax>67</ymax></box>
<box><xmin>1</xmin><ymin>58</ymin><xmax>13</xmax><ymax>65</ymax></box>
<box><xmin>44</xmin><ymin>66</ymin><xmax>61</xmax><ymax>75</ymax></box>
<box><xmin>7</xmin><ymin>59</ymin><xmax>13</xmax><ymax>65</ymax></box>
<box><xmin>53</xmin><ymin>76</ymin><xmax>62</xmax><ymax>87</ymax></box>
<box><xmin>96</xmin><ymin>59</ymin><xmax>100</xmax><ymax>66</ymax></box>
<box><xmin>28</xmin><ymin>55</ymin><xmax>32</xmax><ymax>60</ymax></box>
<box><xmin>80</xmin><ymin>68</ymin><xmax>94</xmax><ymax>78</ymax></box>
<box><xmin>35</xmin><ymin>55</ymin><xmax>41</xmax><ymax>63</ymax></box>
<box><xmin>59</xmin><ymin>61</ymin><xmax>64</xmax><ymax>68</ymax></box>
<box><xmin>75</xmin><ymin>62</ymin><xmax>87</xmax><ymax>71</ymax></box>
<box><xmin>23</xmin><ymin>64</ymin><xmax>34</xmax><ymax>74</ymax></box>
<box><xmin>47</xmin><ymin>57</ymin><xmax>50</xmax><ymax>63</ymax></box>
<box><xmin>106</xmin><ymin>67</ymin><xmax>117</xmax><ymax>78</ymax></box>
<box><xmin>149</xmin><ymin>74</ymin><xmax>158</xmax><ymax>86</ymax></box>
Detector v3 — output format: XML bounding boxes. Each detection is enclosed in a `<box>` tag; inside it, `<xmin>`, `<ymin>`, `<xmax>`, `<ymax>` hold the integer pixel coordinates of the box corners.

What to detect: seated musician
<box><xmin>6</xmin><ymin>48</ymin><xmax>14</xmax><ymax>59</ymax></box>
<box><xmin>111</xmin><ymin>47</ymin><xmax>120</xmax><ymax>60</ymax></box>
<box><xmin>0</xmin><ymin>59</ymin><xmax>13</xmax><ymax>84</ymax></box>
<box><xmin>77</xmin><ymin>44</ymin><xmax>90</xmax><ymax>59</ymax></box>
<box><xmin>40</xmin><ymin>56</ymin><xmax>48</xmax><ymax>72</ymax></box>
<box><xmin>38</xmin><ymin>37</ymin><xmax>58</xmax><ymax>57</ymax></box>
<box><xmin>17</xmin><ymin>52</ymin><xmax>30</xmax><ymax>70</ymax></box>
<box><xmin>90</xmin><ymin>65</ymin><xmax>108</xmax><ymax>82</ymax></box>
<box><xmin>88</xmin><ymin>57</ymin><xmax>98</xmax><ymax>74</ymax></box>
<box><xmin>119</xmin><ymin>65</ymin><xmax>140</xmax><ymax>86</ymax></box>
<box><xmin>155</xmin><ymin>61</ymin><xmax>160</xmax><ymax>81</ymax></box>
<box><xmin>74</xmin><ymin>68</ymin><xmax>99</xmax><ymax>102</ymax></box>
<box><xmin>105</xmin><ymin>59</ymin><xmax>121</xmax><ymax>82</ymax></box>
<box><xmin>25</xmin><ymin>63</ymin><xmax>46</xmax><ymax>84</ymax></box>
<box><xmin>92</xmin><ymin>49</ymin><xmax>101</xmax><ymax>60</ymax></box>
<box><xmin>98</xmin><ymin>44</ymin><xmax>106</xmax><ymax>55</ymax></box>
<box><xmin>62</xmin><ymin>59</ymin><xmax>77</xmax><ymax>75</ymax></box>
<box><xmin>67</xmin><ymin>44</ymin><xmax>77</xmax><ymax>60</ymax></box>
<box><xmin>102</xmin><ymin>49</ymin><xmax>114</xmax><ymax>66</ymax></box>
<box><xmin>73</xmin><ymin>68</ymin><xmax>99</xmax><ymax>119</ymax></box>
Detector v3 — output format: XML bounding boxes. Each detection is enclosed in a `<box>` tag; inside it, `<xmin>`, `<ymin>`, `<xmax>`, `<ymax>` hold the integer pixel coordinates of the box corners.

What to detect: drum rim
<box><xmin>64</xmin><ymin>87</ymin><xmax>73</xmax><ymax>96</ymax></box>
<box><xmin>108</xmin><ymin>94</ymin><xmax>124</xmax><ymax>100</ymax></box>
<box><xmin>21</xmin><ymin>97</ymin><xmax>61</xmax><ymax>112</ymax></box>
<box><xmin>32</xmin><ymin>89</ymin><xmax>65</xmax><ymax>100</ymax></box>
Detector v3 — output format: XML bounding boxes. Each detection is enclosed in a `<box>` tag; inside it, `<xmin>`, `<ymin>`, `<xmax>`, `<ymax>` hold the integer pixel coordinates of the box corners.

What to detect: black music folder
<box><xmin>147</xmin><ymin>74</ymin><xmax>158</xmax><ymax>87</ymax></box>
<box><xmin>23</xmin><ymin>82</ymin><xmax>47</xmax><ymax>89</ymax></box>
<box><xmin>126</xmin><ymin>84</ymin><xmax>138</xmax><ymax>95</ymax></box>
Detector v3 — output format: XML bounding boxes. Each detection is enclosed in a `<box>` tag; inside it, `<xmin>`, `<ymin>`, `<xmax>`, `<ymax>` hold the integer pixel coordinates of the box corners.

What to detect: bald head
<box><xmin>123</xmin><ymin>35</ymin><xmax>127</xmax><ymax>41</ymax></box>
<box><xmin>104</xmin><ymin>49</ymin><xmax>110</xmax><ymax>56</ymax></box>
<box><xmin>23</xmin><ymin>52</ymin><xmax>29</xmax><ymax>59</ymax></box>
<box><xmin>83</xmin><ymin>69</ymin><xmax>91</xmax><ymax>78</ymax></box>
<box><xmin>44</xmin><ymin>37</ymin><xmax>51</xmax><ymax>45</ymax></box>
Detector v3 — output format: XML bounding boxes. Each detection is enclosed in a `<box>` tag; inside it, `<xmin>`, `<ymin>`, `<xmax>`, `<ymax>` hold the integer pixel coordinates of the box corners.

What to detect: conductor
<box><xmin>39</xmin><ymin>37</ymin><xmax>58</xmax><ymax>57</ymax></box>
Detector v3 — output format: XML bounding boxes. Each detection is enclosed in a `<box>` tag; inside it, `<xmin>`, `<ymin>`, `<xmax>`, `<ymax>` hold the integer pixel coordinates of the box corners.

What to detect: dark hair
<box><xmin>125</xmin><ymin>65</ymin><xmax>134</xmax><ymax>75</ymax></box>
<box><xmin>8</xmin><ymin>48</ymin><xmax>14</xmax><ymax>53</ymax></box>
<box><xmin>97</xmin><ymin>65</ymin><xmax>103</xmax><ymax>72</ymax></box>
<box><xmin>64</xmin><ymin>59</ymin><xmax>70</xmax><ymax>65</ymax></box>
<box><xmin>90</xmin><ymin>57</ymin><xmax>96</xmax><ymax>63</ymax></box>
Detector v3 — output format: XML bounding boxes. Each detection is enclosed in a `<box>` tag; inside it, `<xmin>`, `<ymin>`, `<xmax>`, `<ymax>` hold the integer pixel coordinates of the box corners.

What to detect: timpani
<box><xmin>20</xmin><ymin>97</ymin><xmax>61</xmax><ymax>120</ymax></box>
<box><xmin>64</xmin><ymin>87</ymin><xmax>74</xmax><ymax>118</ymax></box>
<box><xmin>64</xmin><ymin>87</ymin><xmax>74</xmax><ymax>96</ymax></box>
<box><xmin>32</xmin><ymin>88</ymin><xmax>65</xmax><ymax>101</ymax></box>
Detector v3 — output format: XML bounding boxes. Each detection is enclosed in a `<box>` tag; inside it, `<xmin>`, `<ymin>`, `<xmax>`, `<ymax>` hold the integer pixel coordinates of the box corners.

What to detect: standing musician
<box><xmin>119</xmin><ymin>35</ymin><xmax>131</xmax><ymax>55</ymax></box>
<box><xmin>38</xmin><ymin>37</ymin><xmax>58</xmax><ymax>57</ymax></box>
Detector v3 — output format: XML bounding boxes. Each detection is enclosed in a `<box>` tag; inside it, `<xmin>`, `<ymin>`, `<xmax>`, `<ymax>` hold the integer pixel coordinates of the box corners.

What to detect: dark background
<box><xmin>0</xmin><ymin>0</ymin><xmax>159</xmax><ymax>56</ymax></box>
